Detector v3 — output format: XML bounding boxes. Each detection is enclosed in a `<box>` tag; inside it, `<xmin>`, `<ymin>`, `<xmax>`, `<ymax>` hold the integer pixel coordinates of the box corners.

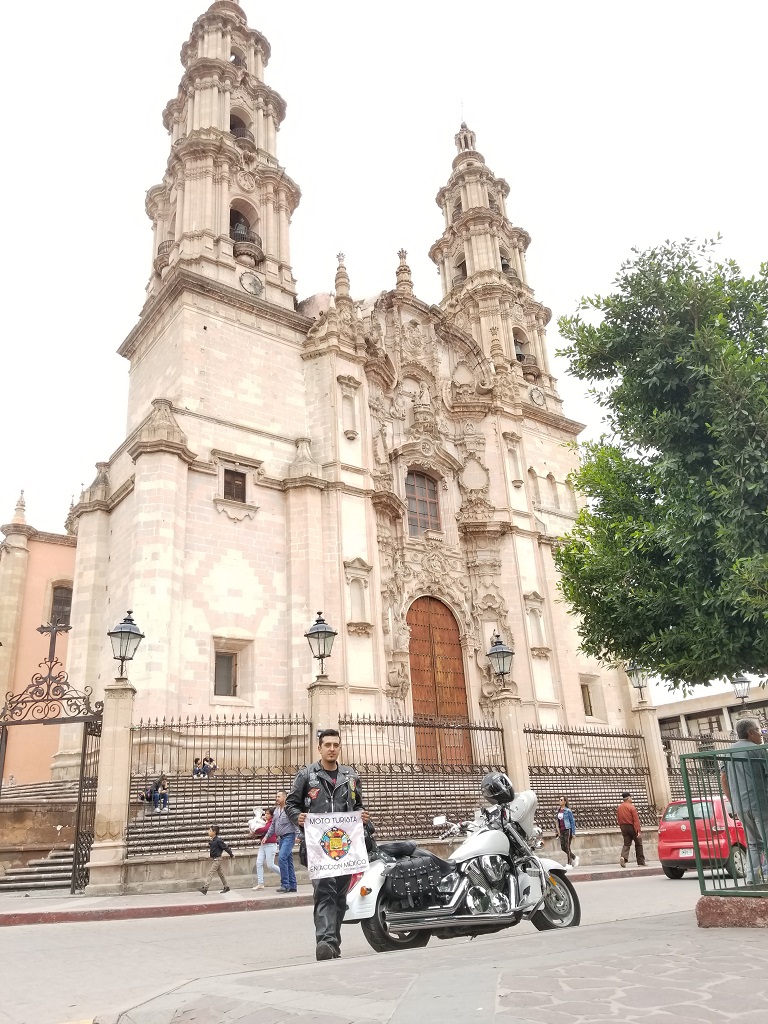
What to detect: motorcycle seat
<box><xmin>413</xmin><ymin>848</ymin><xmax>455</xmax><ymax>875</ymax></box>
<box><xmin>377</xmin><ymin>840</ymin><xmax>418</xmax><ymax>859</ymax></box>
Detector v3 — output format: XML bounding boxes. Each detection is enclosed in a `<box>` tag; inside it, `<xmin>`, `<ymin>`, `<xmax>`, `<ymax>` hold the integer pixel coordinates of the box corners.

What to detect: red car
<box><xmin>657</xmin><ymin>798</ymin><xmax>747</xmax><ymax>879</ymax></box>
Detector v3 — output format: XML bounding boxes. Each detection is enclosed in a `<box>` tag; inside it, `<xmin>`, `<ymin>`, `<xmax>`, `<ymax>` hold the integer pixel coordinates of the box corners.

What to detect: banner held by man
<box><xmin>305</xmin><ymin>810</ymin><xmax>369</xmax><ymax>880</ymax></box>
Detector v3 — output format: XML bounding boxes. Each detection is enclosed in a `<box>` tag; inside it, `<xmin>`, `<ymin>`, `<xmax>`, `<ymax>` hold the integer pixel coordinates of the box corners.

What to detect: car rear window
<box><xmin>663</xmin><ymin>802</ymin><xmax>711</xmax><ymax>822</ymax></box>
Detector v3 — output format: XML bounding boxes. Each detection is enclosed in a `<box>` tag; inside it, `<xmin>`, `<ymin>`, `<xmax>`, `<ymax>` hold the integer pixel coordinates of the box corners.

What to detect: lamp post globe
<box><xmin>304</xmin><ymin>611</ymin><xmax>337</xmax><ymax>678</ymax></box>
<box><xmin>487</xmin><ymin>630</ymin><xmax>514</xmax><ymax>682</ymax></box>
<box><xmin>731</xmin><ymin>674</ymin><xmax>751</xmax><ymax>706</ymax></box>
<box><xmin>107</xmin><ymin>610</ymin><xmax>145</xmax><ymax>678</ymax></box>
<box><xmin>626</xmin><ymin>660</ymin><xmax>651</xmax><ymax>701</ymax></box>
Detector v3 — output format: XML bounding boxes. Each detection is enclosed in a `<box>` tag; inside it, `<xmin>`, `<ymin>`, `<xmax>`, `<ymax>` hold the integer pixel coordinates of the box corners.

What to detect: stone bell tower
<box><xmin>145</xmin><ymin>0</ymin><xmax>300</xmax><ymax>308</ymax></box>
<box><xmin>428</xmin><ymin>124</ymin><xmax>554</xmax><ymax>390</ymax></box>
<box><xmin>62</xmin><ymin>0</ymin><xmax>316</xmax><ymax>746</ymax></box>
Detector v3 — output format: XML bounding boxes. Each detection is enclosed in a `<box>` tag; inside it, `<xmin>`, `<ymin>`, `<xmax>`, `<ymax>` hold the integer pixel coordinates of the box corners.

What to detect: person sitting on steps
<box><xmin>152</xmin><ymin>774</ymin><xmax>169</xmax><ymax>813</ymax></box>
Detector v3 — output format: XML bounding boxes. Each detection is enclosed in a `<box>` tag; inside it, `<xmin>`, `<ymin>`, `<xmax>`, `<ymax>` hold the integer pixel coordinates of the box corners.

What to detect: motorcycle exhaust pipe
<box><xmin>387</xmin><ymin>909</ymin><xmax>521</xmax><ymax>932</ymax></box>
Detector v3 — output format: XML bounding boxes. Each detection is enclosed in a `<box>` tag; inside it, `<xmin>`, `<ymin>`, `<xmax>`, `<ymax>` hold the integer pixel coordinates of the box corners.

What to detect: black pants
<box><xmin>312</xmin><ymin>875</ymin><xmax>352</xmax><ymax>953</ymax></box>
<box><xmin>558</xmin><ymin>830</ymin><xmax>574</xmax><ymax>864</ymax></box>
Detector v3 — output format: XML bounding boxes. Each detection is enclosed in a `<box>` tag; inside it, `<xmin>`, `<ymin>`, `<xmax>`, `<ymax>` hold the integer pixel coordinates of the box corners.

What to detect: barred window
<box><xmin>50</xmin><ymin>585</ymin><xmax>73</xmax><ymax>627</ymax></box>
<box><xmin>223</xmin><ymin>469</ymin><xmax>246</xmax><ymax>503</ymax></box>
<box><xmin>406</xmin><ymin>472</ymin><xmax>440</xmax><ymax>536</ymax></box>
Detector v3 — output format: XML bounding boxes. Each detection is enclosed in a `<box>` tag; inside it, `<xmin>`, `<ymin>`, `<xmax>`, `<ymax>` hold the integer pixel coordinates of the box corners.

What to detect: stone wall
<box><xmin>0</xmin><ymin>801</ymin><xmax>76</xmax><ymax>871</ymax></box>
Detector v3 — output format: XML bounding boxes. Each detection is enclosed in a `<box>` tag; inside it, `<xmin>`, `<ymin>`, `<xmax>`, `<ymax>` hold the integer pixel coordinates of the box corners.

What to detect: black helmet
<box><xmin>481</xmin><ymin>771</ymin><xmax>515</xmax><ymax>805</ymax></box>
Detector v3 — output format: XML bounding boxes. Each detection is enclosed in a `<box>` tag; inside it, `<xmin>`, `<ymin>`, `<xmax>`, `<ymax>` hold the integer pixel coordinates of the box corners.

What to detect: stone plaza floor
<box><xmin>95</xmin><ymin>909</ymin><xmax>767</xmax><ymax>1024</ymax></box>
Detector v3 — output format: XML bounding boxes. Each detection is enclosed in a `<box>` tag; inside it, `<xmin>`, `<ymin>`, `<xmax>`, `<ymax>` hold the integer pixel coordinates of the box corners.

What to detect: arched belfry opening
<box><xmin>406</xmin><ymin>596</ymin><xmax>472</xmax><ymax>763</ymax></box>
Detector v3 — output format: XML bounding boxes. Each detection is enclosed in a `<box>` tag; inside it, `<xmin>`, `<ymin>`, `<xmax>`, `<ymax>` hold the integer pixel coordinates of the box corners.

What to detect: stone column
<box><xmin>308</xmin><ymin>675</ymin><xmax>343</xmax><ymax>758</ymax></box>
<box><xmin>85</xmin><ymin>677</ymin><xmax>136</xmax><ymax>895</ymax></box>
<box><xmin>0</xmin><ymin>495</ymin><xmax>34</xmax><ymax>697</ymax></box>
<box><xmin>633</xmin><ymin>699</ymin><xmax>672</xmax><ymax>813</ymax></box>
<box><xmin>491</xmin><ymin>683</ymin><xmax>530</xmax><ymax>794</ymax></box>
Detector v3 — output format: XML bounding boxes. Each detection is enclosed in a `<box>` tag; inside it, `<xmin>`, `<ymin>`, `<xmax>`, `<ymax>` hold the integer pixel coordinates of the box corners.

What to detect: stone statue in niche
<box><xmin>389</xmin><ymin>384</ymin><xmax>407</xmax><ymax>420</ymax></box>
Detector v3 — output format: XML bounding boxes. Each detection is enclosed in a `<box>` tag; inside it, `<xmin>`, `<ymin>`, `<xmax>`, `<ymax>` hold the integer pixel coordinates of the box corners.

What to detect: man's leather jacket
<box><xmin>285</xmin><ymin>760</ymin><xmax>364</xmax><ymax>823</ymax></box>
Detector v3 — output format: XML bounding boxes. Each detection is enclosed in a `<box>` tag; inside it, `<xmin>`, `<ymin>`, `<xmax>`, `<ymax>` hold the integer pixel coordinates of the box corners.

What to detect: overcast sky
<box><xmin>3</xmin><ymin>1</ymin><xmax>765</xmax><ymax>703</ymax></box>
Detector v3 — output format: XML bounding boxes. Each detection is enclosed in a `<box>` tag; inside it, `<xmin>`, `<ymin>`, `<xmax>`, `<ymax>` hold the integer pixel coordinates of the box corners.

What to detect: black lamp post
<box><xmin>627</xmin><ymin>660</ymin><xmax>651</xmax><ymax>702</ymax></box>
<box><xmin>107</xmin><ymin>610</ymin><xmax>145</xmax><ymax>678</ymax></box>
<box><xmin>304</xmin><ymin>611</ymin><xmax>337</xmax><ymax>678</ymax></box>
<box><xmin>731</xmin><ymin>674</ymin><xmax>751</xmax><ymax>706</ymax></box>
<box><xmin>487</xmin><ymin>630</ymin><xmax>514</xmax><ymax>684</ymax></box>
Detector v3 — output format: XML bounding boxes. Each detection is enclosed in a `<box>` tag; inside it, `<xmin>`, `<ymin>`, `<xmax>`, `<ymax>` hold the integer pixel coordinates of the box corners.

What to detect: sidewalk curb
<box><xmin>0</xmin><ymin>892</ymin><xmax>314</xmax><ymax>927</ymax></box>
<box><xmin>569</xmin><ymin>866</ymin><xmax>663</xmax><ymax>883</ymax></box>
<box><xmin>1</xmin><ymin>867</ymin><xmax>663</xmax><ymax>928</ymax></box>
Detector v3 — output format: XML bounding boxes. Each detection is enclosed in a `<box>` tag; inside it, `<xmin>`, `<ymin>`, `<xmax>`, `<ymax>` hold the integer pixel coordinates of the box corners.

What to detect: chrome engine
<box><xmin>463</xmin><ymin>856</ymin><xmax>512</xmax><ymax>916</ymax></box>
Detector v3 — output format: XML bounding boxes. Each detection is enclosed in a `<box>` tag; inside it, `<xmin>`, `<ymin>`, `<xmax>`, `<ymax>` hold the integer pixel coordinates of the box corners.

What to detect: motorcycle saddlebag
<box><xmin>384</xmin><ymin>854</ymin><xmax>442</xmax><ymax>899</ymax></box>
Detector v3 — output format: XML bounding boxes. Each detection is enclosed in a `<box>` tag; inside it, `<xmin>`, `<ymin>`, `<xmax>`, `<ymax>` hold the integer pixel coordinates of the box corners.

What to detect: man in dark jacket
<box><xmin>199</xmin><ymin>824</ymin><xmax>234</xmax><ymax>894</ymax></box>
<box><xmin>286</xmin><ymin>728</ymin><xmax>369</xmax><ymax>961</ymax></box>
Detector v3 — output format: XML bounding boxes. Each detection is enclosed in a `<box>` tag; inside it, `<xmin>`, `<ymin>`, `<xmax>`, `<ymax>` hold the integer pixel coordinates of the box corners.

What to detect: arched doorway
<box><xmin>407</xmin><ymin>596</ymin><xmax>472</xmax><ymax>764</ymax></box>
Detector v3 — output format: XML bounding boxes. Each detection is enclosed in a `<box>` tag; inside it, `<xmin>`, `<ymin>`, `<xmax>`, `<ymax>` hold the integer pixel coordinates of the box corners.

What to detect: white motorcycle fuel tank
<box><xmin>449</xmin><ymin>827</ymin><xmax>509</xmax><ymax>861</ymax></box>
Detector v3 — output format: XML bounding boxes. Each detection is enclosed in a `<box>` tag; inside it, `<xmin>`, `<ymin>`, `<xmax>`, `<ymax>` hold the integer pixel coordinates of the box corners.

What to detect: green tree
<box><xmin>555</xmin><ymin>240</ymin><xmax>768</xmax><ymax>688</ymax></box>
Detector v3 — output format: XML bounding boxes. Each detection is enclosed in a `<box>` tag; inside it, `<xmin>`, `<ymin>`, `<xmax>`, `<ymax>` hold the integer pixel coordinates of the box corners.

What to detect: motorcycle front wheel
<box><xmin>531</xmin><ymin>871</ymin><xmax>581</xmax><ymax>930</ymax></box>
<box><xmin>360</xmin><ymin>895</ymin><xmax>432</xmax><ymax>953</ymax></box>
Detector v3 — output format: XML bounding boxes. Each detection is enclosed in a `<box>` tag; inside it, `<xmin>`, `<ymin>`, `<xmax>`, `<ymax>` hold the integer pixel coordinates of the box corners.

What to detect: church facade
<box><xmin>52</xmin><ymin>0</ymin><xmax>635</xmax><ymax>774</ymax></box>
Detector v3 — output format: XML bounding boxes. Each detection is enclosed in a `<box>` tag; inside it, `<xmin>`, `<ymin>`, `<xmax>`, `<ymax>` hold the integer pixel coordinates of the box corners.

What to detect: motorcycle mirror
<box><xmin>432</xmin><ymin>815</ymin><xmax>447</xmax><ymax>827</ymax></box>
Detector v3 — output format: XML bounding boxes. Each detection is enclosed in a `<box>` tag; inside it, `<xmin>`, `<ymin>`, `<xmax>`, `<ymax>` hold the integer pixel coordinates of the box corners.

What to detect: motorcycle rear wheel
<box><xmin>361</xmin><ymin>895</ymin><xmax>432</xmax><ymax>952</ymax></box>
<box><xmin>531</xmin><ymin>871</ymin><xmax>581</xmax><ymax>930</ymax></box>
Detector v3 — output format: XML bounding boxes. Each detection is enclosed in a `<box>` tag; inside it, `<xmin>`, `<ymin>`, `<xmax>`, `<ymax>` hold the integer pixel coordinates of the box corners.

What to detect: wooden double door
<box><xmin>407</xmin><ymin>596</ymin><xmax>472</xmax><ymax>765</ymax></box>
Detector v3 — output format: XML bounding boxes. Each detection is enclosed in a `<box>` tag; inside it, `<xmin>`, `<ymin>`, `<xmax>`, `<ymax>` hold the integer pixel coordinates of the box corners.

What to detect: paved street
<box><xmin>0</xmin><ymin>875</ymin><xmax>730</xmax><ymax>1024</ymax></box>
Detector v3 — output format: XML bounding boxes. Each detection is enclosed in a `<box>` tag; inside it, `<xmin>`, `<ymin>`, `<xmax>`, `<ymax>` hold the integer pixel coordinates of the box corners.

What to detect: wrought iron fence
<box><xmin>524</xmin><ymin>724</ymin><xmax>656</xmax><ymax>829</ymax></box>
<box><xmin>680</xmin><ymin>748</ymin><xmax>768</xmax><ymax>897</ymax></box>
<box><xmin>338</xmin><ymin>714</ymin><xmax>506</xmax><ymax>839</ymax></box>
<box><xmin>663</xmin><ymin>733</ymin><xmax>734</xmax><ymax>800</ymax></box>
<box><xmin>126</xmin><ymin>714</ymin><xmax>311</xmax><ymax>857</ymax></box>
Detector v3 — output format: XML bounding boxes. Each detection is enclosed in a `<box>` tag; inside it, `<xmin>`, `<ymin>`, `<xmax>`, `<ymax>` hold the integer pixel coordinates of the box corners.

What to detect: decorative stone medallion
<box><xmin>240</xmin><ymin>271</ymin><xmax>263</xmax><ymax>296</ymax></box>
<box><xmin>237</xmin><ymin>170</ymin><xmax>256</xmax><ymax>192</ymax></box>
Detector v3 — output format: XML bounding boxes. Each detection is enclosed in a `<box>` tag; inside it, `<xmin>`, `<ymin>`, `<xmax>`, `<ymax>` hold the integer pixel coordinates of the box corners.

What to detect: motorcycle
<box><xmin>345</xmin><ymin>786</ymin><xmax>581</xmax><ymax>953</ymax></box>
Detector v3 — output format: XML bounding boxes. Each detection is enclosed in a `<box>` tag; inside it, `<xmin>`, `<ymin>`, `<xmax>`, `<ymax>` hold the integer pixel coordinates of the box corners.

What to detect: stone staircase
<box><xmin>0</xmin><ymin>848</ymin><xmax>73</xmax><ymax>892</ymax></box>
<box><xmin>0</xmin><ymin>780</ymin><xmax>78</xmax><ymax>802</ymax></box>
<box><xmin>126</xmin><ymin>773</ymin><xmax>297</xmax><ymax>857</ymax></box>
<box><xmin>125</xmin><ymin>770</ymin><xmax>488</xmax><ymax>858</ymax></box>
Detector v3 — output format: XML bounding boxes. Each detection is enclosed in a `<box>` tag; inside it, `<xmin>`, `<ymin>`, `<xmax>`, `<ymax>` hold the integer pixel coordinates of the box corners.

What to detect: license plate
<box><xmin>678</xmin><ymin>849</ymin><xmax>694</xmax><ymax>858</ymax></box>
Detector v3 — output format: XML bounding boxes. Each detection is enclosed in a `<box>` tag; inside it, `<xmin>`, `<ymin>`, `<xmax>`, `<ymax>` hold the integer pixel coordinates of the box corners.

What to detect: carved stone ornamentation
<box><xmin>347</xmin><ymin>621</ymin><xmax>373</xmax><ymax>636</ymax></box>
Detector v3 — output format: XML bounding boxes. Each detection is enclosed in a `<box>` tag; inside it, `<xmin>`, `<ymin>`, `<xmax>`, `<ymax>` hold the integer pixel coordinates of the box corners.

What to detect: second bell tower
<box><xmin>145</xmin><ymin>0</ymin><xmax>300</xmax><ymax>308</ymax></box>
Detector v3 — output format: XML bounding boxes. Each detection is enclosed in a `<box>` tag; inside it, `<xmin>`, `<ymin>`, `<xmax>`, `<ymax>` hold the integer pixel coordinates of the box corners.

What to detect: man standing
<box><xmin>263</xmin><ymin>790</ymin><xmax>297</xmax><ymax>893</ymax></box>
<box><xmin>617</xmin><ymin>791</ymin><xmax>646</xmax><ymax>867</ymax></box>
<box><xmin>286</xmin><ymin>728</ymin><xmax>369</xmax><ymax>961</ymax></box>
<box><xmin>720</xmin><ymin>717</ymin><xmax>768</xmax><ymax>884</ymax></box>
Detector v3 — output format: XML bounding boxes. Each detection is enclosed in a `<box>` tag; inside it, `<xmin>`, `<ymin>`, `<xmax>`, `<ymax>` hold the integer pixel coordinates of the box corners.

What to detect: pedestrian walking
<box><xmin>251</xmin><ymin>807</ymin><xmax>280</xmax><ymax>889</ymax></box>
<box><xmin>720</xmin><ymin>717</ymin><xmax>768</xmax><ymax>884</ymax></box>
<box><xmin>152</xmin><ymin>774</ymin><xmax>170</xmax><ymax>812</ymax></box>
<box><xmin>556</xmin><ymin>797</ymin><xmax>579</xmax><ymax>867</ymax></box>
<box><xmin>199</xmin><ymin>825</ymin><xmax>234</xmax><ymax>894</ymax></box>
<box><xmin>285</xmin><ymin>727</ymin><xmax>370</xmax><ymax>961</ymax></box>
<box><xmin>617</xmin><ymin>791</ymin><xmax>646</xmax><ymax>866</ymax></box>
<box><xmin>263</xmin><ymin>791</ymin><xmax>297</xmax><ymax>894</ymax></box>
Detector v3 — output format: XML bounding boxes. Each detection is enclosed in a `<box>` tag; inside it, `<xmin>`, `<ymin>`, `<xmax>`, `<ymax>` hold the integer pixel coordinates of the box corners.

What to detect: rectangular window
<box><xmin>50</xmin><ymin>585</ymin><xmax>73</xmax><ymax>627</ymax></box>
<box><xmin>223</xmin><ymin>469</ymin><xmax>246</xmax><ymax>503</ymax></box>
<box><xmin>406</xmin><ymin>472</ymin><xmax>440</xmax><ymax>536</ymax></box>
<box><xmin>580</xmin><ymin>683</ymin><xmax>593</xmax><ymax>717</ymax></box>
<box><xmin>214</xmin><ymin>652</ymin><xmax>237</xmax><ymax>696</ymax></box>
<box><xmin>688</xmin><ymin>713</ymin><xmax>722</xmax><ymax>736</ymax></box>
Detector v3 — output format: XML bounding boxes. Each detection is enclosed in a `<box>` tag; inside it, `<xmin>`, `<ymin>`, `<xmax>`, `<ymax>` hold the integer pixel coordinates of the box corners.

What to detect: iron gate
<box><xmin>0</xmin><ymin>622</ymin><xmax>103</xmax><ymax>893</ymax></box>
